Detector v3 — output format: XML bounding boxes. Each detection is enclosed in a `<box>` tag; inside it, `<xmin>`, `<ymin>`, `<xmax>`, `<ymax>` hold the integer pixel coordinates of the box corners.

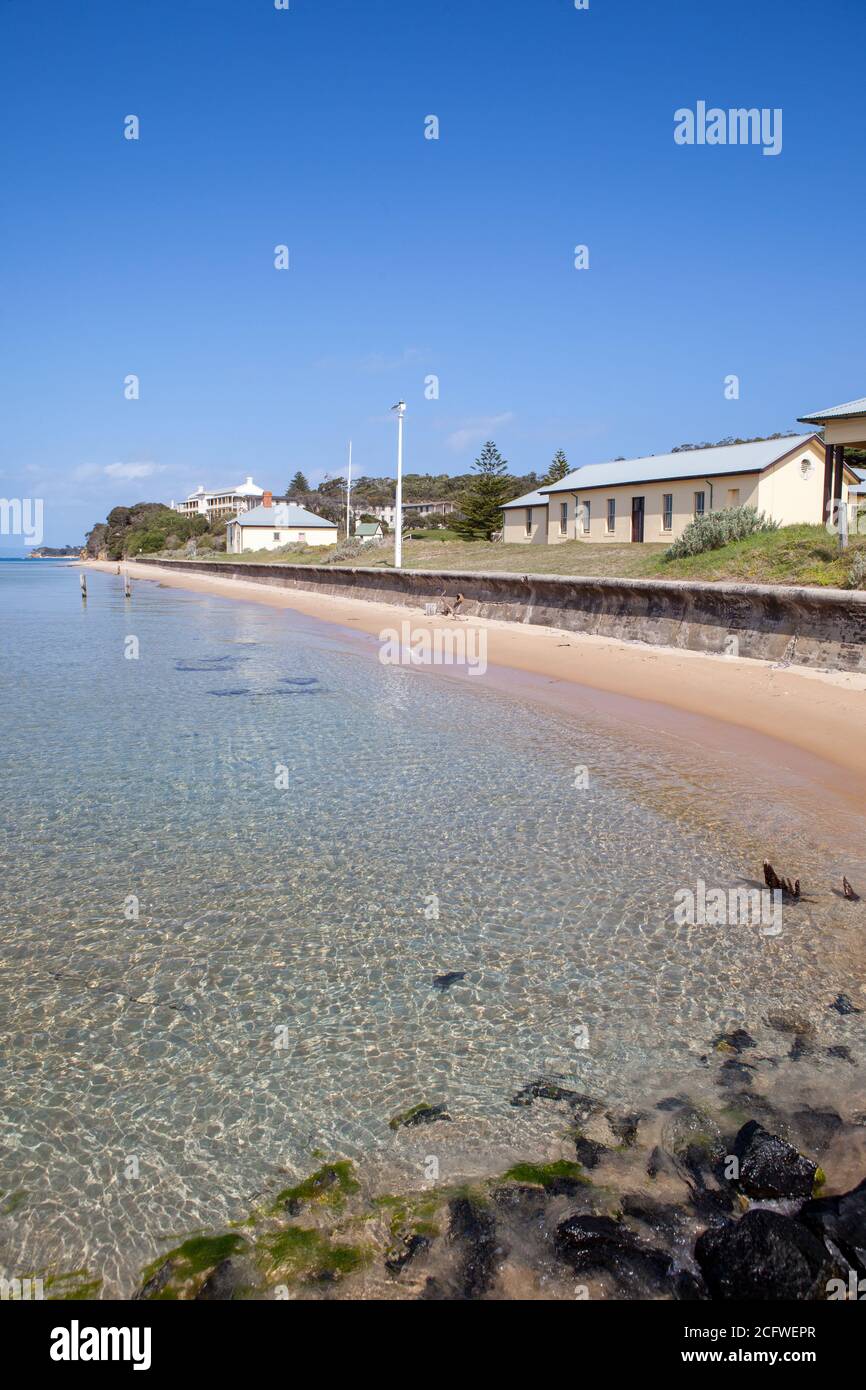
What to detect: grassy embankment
<box><xmin>158</xmin><ymin>524</ymin><xmax>866</xmax><ymax>588</ymax></box>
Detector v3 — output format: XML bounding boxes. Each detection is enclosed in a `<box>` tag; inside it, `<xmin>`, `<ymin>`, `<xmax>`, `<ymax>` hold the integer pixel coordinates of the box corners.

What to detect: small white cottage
<box><xmin>226</xmin><ymin>493</ymin><xmax>338</xmax><ymax>552</ymax></box>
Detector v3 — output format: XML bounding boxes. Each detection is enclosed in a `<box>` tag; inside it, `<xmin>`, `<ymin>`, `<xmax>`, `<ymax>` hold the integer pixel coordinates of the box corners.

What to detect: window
<box><xmin>298</xmin><ymin>532</ymin><xmax>306</xmax><ymax>543</ymax></box>
<box><xmin>606</xmin><ymin>498</ymin><xmax>616</xmax><ymax>533</ymax></box>
<box><xmin>559</xmin><ymin>501</ymin><xmax>568</xmax><ymax>536</ymax></box>
<box><xmin>663</xmin><ymin>494</ymin><xmax>673</xmax><ymax>530</ymax></box>
<box><xmin>726</xmin><ymin>488</ymin><xmax>740</xmax><ymax>507</ymax></box>
<box><xmin>694</xmin><ymin>491</ymin><xmax>705</xmax><ymax>518</ymax></box>
<box><xmin>525</xmin><ymin>507</ymin><xmax>533</xmax><ymax>537</ymax></box>
<box><xmin>580</xmin><ymin>500</ymin><xmax>591</xmax><ymax>533</ymax></box>
<box><xmin>273</xmin><ymin>531</ymin><xmax>280</xmax><ymax>541</ymax></box>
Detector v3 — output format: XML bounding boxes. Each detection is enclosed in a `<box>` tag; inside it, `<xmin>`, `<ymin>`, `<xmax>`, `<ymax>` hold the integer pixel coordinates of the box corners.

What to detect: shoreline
<box><xmin>85</xmin><ymin>558</ymin><xmax>866</xmax><ymax>808</ymax></box>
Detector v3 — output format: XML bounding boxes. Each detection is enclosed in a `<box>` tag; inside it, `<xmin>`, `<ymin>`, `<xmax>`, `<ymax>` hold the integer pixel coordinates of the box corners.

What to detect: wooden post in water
<box><xmin>123</xmin><ymin>571</ymin><xmax>132</xmax><ymax>599</ymax></box>
<box><xmin>80</xmin><ymin>572</ymin><xmax>87</xmax><ymax>599</ymax></box>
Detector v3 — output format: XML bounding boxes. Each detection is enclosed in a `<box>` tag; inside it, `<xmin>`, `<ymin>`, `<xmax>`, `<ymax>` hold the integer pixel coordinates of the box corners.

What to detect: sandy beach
<box><xmin>85</xmin><ymin>558</ymin><xmax>866</xmax><ymax>805</ymax></box>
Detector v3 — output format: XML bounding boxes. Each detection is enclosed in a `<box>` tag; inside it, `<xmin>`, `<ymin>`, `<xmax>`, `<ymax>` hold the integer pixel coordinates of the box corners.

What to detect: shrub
<box><xmin>324</xmin><ymin>537</ymin><xmax>365</xmax><ymax>563</ymax></box>
<box><xmin>664</xmin><ymin>505</ymin><xmax>778</xmax><ymax>560</ymax></box>
<box><xmin>845</xmin><ymin>549</ymin><xmax>866</xmax><ymax>590</ymax></box>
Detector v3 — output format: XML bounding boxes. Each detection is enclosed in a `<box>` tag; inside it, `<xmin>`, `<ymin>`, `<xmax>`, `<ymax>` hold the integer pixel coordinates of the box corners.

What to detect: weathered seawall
<box><xmin>136</xmin><ymin>558</ymin><xmax>866</xmax><ymax>673</ymax></box>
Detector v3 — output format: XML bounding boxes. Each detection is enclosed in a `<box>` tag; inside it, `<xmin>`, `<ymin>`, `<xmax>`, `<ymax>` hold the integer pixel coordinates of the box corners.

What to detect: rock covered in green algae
<box><xmin>501</xmin><ymin>1159</ymin><xmax>589</xmax><ymax>1195</ymax></box>
<box><xmin>271</xmin><ymin>1160</ymin><xmax>359</xmax><ymax>1214</ymax></box>
<box><xmin>388</xmin><ymin>1102</ymin><xmax>452</xmax><ymax>1130</ymax></box>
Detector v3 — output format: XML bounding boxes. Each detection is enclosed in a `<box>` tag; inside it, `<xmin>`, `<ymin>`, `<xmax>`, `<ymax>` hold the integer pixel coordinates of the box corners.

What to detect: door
<box><xmin>631</xmin><ymin>496</ymin><xmax>645</xmax><ymax>543</ymax></box>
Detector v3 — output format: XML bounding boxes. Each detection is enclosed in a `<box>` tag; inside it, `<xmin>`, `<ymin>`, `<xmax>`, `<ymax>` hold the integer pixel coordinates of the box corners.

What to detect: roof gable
<box><xmin>541</xmin><ymin>435</ymin><xmax>821</xmax><ymax>494</ymax></box>
<box><xmin>499</xmin><ymin>487</ymin><xmax>550</xmax><ymax>510</ymax></box>
<box><xmin>235</xmin><ymin>503</ymin><xmax>336</xmax><ymax>528</ymax></box>
<box><xmin>799</xmin><ymin>397</ymin><xmax>866</xmax><ymax>423</ymax></box>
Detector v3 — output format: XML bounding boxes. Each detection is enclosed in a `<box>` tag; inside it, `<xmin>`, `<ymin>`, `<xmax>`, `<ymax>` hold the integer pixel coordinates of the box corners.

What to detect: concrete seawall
<box><xmin>136</xmin><ymin>558</ymin><xmax>866</xmax><ymax>672</ymax></box>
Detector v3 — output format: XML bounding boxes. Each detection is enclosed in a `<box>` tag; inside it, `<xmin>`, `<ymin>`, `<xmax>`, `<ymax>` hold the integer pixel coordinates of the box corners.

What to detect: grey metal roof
<box><xmin>799</xmin><ymin>397</ymin><xmax>866</xmax><ymax>423</ymax></box>
<box><xmin>499</xmin><ymin>487</ymin><xmax>550</xmax><ymax>511</ymax></box>
<box><xmin>540</xmin><ymin>435</ymin><xmax>820</xmax><ymax>495</ymax></box>
<box><xmin>235</xmin><ymin>503</ymin><xmax>336</xmax><ymax>528</ymax></box>
<box><xmin>356</xmin><ymin>522</ymin><xmax>382</xmax><ymax>535</ymax></box>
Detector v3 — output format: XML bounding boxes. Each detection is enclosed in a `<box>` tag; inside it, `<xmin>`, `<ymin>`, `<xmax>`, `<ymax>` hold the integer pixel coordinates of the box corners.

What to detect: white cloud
<box><xmin>104</xmin><ymin>462</ymin><xmax>166</xmax><ymax>481</ymax></box>
<box><xmin>445</xmin><ymin>413</ymin><xmax>515</xmax><ymax>453</ymax></box>
<box><xmin>71</xmin><ymin>461</ymin><xmax>166</xmax><ymax>483</ymax></box>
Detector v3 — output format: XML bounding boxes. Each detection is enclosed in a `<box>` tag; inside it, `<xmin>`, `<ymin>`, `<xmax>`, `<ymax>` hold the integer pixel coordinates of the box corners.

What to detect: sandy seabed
<box><xmin>87</xmin><ymin>558</ymin><xmax>866</xmax><ymax>816</ymax></box>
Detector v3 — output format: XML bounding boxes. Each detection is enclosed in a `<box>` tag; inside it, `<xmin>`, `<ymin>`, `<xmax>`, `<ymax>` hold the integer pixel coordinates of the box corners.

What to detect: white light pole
<box><xmin>391</xmin><ymin>400</ymin><xmax>406</xmax><ymax>567</ymax></box>
<box><xmin>346</xmin><ymin>440</ymin><xmax>352</xmax><ymax>539</ymax></box>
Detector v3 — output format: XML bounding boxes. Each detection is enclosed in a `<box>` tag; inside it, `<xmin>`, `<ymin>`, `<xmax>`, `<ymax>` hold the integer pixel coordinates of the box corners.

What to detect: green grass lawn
<box><xmin>153</xmin><ymin>525</ymin><xmax>866</xmax><ymax>588</ymax></box>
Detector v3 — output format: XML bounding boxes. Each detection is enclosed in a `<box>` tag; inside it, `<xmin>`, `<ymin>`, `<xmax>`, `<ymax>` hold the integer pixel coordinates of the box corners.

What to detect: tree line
<box><xmin>283</xmin><ymin>446</ymin><xmax>573</xmax><ymax>540</ymax></box>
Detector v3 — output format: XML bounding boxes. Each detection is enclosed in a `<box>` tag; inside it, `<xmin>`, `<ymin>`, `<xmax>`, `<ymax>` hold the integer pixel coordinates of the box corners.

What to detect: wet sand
<box><xmin>85</xmin><ymin>558</ymin><xmax>866</xmax><ymax>812</ymax></box>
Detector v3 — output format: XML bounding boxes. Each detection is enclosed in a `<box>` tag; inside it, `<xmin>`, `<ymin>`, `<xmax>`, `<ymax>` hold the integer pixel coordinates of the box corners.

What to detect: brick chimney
<box><xmin>263</xmin><ymin>490</ymin><xmax>273</xmax><ymax>508</ymax></box>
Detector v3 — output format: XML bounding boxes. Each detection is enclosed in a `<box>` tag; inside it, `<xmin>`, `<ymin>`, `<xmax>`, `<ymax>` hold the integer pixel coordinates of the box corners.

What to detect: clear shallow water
<box><xmin>1</xmin><ymin>562</ymin><xmax>865</xmax><ymax>1294</ymax></box>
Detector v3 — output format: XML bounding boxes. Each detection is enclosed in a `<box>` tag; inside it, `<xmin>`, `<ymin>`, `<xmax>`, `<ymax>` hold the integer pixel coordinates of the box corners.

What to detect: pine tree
<box><xmin>453</xmin><ymin>441</ymin><xmax>512</xmax><ymax>540</ymax></box>
<box><xmin>287</xmin><ymin>471</ymin><xmax>310</xmax><ymax>497</ymax></box>
<box><xmin>542</xmin><ymin>450</ymin><xmax>570</xmax><ymax>485</ymax></box>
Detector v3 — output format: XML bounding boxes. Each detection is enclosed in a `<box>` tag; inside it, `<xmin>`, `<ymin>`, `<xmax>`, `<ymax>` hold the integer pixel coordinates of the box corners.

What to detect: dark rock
<box><xmin>389</xmin><ymin>1103</ymin><xmax>451</xmax><ymax>1130</ymax></box>
<box><xmin>385</xmin><ymin>1233</ymin><xmax>431</xmax><ymax>1277</ymax></box>
<box><xmin>195</xmin><ymin>1258</ymin><xmax>241</xmax><ymax>1300</ymax></box>
<box><xmin>555</xmin><ymin>1212</ymin><xmax>692</xmax><ymax>1298</ymax></box>
<box><xmin>620</xmin><ymin>1195</ymin><xmax>688</xmax><ymax>1238</ymax></box>
<box><xmin>661</xmin><ymin>1105</ymin><xmax>724</xmax><ymax>1165</ymax></box>
<box><xmin>133</xmin><ymin>1259</ymin><xmax>175</xmax><ymax>1300</ymax></box>
<box><xmin>647</xmin><ymin>1145</ymin><xmax>677</xmax><ymax>1179</ymax></box>
<box><xmin>792</xmin><ymin>1108</ymin><xmax>843</xmax><ymax>1154</ymax></box>
<box><xmin>509</xmin><ymin>1079</ymin><xmax>603</xmax><ymax>1119</ymax></box>
<box><xmin>712</xmin><ymin>1028</ymin><xmax>756</xmax><ymax>1054</ymax></box>
<box><xmin>695</xmin><ymin>1210</ymin><xmax>843</xmax><ymax>1300</ymax></box>
<box><xmin>509</xmin><ymin>1077</ymin><xmax>579</xmax><ymax>1107</ymax></box>
<box><xmin>733</xmin><ymin>1121</ymin><xmax>817</xmax><ymax>1200</ymax></box>
<box><xmin>448</xmin><ymin>1197</ymin><xmax>499</xmax><ymax>1299</ymax></box>
<box><xmin>830</xmin><ymin>993</ymin><xmax>862</xmax><ymax>1016</ymax></box>
<box><xmin>492</xmin><ymin>1184</ymin><xmax>548</xmax><ymax>1220</ymax></box>
<box><xmin>607</xmin><ymin>1112</ymin><xmax>642</xmax><ymax>1147</ymax></box>
<box><xmin>573</xmin><ymin>1135</ymin><xmax>607</xmax><ymax>1169</ymax></box>
<box><xmin>800</xmin><ymin>1176</ymin><xmax>866</xmax><ymax>1276</ymax></box>
<box><xmin>433</xmin><ymin>972</ymin><xmax>465</xmax><ymax>992</ymax></box>
<box><xmin>658</xmin><ymin>1106</ymin><xmax>734</xmax><ymax>1215</ymax></box>
<box><xmin>716</xmin><ymin>1057</ymin><xmax>757</xmax><ymax>1088</ymax></box>
<box><xmin>673</xmin><ymin>1269</ymin><xmax>710</xmax><ymax>1300</ymax></box>
<box><xmin>766</xmin><ymin>1011</ymin><xmax>814</xmax><ymax>1038</ymax></box>
<box><xmin>789</xmin><ymin>1034</ymin><xmax>815</xmax><ymax>1061</ymax></box>
<box><xmin>656</xmin><ymin>1096</ymin><xmax>688</xmax><ymax>1112</ymax></box>
<box><xmin>826</xmin><ymin>1045</ymin><xmax>856</xmax><ymax>1064</ymax></box>
<box><xmin>555</xmin><ymin>1213</ymin><xmax>632</xmax><ymax>1270</ymax></box>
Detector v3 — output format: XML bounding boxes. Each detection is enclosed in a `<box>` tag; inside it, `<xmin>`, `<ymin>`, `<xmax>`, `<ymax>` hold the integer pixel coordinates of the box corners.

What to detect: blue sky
<box><xmin>1</xmin><ymin>0</ymin><xmax>865</xmax><ymax>547</ymax></box>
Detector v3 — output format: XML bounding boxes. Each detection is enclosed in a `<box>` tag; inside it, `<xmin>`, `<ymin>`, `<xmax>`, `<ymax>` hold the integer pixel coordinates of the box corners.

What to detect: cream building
<box><xmin>173</xmin><ymin>477</ymin><xmax>265</xmax><ymax>521</ymax></box>
<box><xmin>501</xmin><ymin>434</ymin><xmax>859</xmax><ymax>545</ymax></box>
<box><xmin>226</xmin><ymin>495</ymin><xmax>338</xmax><ymax>552</ymax></box>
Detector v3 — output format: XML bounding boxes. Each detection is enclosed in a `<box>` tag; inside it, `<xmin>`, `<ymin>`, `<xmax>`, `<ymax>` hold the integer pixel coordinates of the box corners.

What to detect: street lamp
<box><xmin>391</xmin><ymin>400</ymin><xmax>406</xmax><ymax>567</ymax></box>
<box><xmin>346</xmin><ymin>440</ymin><xmax>352</xmax><ymax>539</ymax></box>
